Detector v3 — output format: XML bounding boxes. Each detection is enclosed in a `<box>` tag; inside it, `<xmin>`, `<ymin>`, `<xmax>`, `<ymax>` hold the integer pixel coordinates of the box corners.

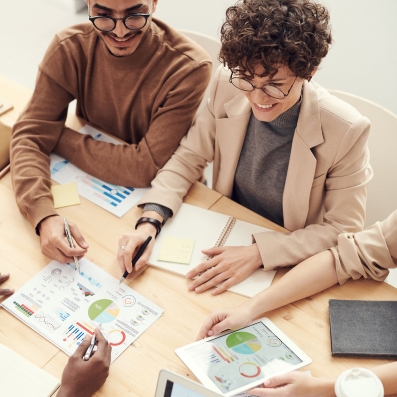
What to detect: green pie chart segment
<box><xmin>88</xmin><ymin>299</ymin><xmax>120</xmax><ymax>323</ymax></box>
<box><xmin>226</xmin><ymin>332</ymin><xmax>262</xmax><ymax>355</ymax></box>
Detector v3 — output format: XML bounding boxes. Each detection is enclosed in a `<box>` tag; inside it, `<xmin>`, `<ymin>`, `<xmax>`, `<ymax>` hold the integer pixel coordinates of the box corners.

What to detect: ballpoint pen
<box><xmin>64</xmin><ymin>218</ymin><xmax>81</xmax><ymax>274</ymax></box>
<box><xmin>83</xmin><ymin>333</ymin><xmax>97</xmax><ymax>361</ymax></box>
<box><xmin>119</xmin><ymin>235</ymin><xmax>152</xmax><ymax>284</ymax></box>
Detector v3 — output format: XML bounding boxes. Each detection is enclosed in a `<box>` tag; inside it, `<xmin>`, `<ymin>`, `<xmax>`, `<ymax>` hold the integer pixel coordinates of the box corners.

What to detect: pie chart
<box><xmin>88</xmin><ymin>299</ymin><xmax>120</xmax><ymax>323</ymax></box>
<box><xmin>226</xmin><ymin>331</ymin><xmax>262</xmax><ymax>355</ymax></box>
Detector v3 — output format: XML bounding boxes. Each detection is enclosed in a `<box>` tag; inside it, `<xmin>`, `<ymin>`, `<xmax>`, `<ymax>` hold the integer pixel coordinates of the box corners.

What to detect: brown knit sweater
<box><xmin>10</xmin><ymin>19</ymin><xmax>211</xmax><ymax>230</ymax></box>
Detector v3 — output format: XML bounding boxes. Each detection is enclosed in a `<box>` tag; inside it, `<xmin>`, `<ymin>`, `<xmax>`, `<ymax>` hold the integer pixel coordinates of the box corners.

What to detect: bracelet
<box><xmin>135</xmin><ymin>217</ymin><xmax>163</xmax><ymax>238</ymax></box>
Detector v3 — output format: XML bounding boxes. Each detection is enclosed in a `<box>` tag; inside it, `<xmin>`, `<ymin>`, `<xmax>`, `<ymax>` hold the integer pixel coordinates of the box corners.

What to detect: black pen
<box><xmin>119</xmin><ymin>236</ymin><xmax>152</xmax><ymax>284</ymax></box>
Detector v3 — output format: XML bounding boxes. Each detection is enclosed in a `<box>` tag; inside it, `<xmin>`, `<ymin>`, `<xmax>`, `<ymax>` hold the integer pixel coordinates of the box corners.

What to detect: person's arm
<box><xmin>246</xmin><ymin>362</ymin><xmax>397</xmax><ymax>396</ymax></box>
<box><xmin>56</xmin><ymin>328</ymin><xmax>111</xmax><ymax>397</ymax></box>
<box><xmin>0</xmin><ymin>272</ymin><xmax>14</xmax><ymax>297</ymax></box>
<box><xmin>53</xmin><ymin>63</ymin><xmax>212</xmax><ymax>188</ymax></box>
<box><xmin>10</xmin><ymin>69</ymin><xmax>73</xmax><ymax>231</ymax></box>
<box><xmin>248</xmin><ymin>371</ymin><xmax>336</xmax><ymax>397</ymax></box>
<box><xmin>197</xmin><ymin>250</ymin><xmax>337</xmax><ymax>339</ymax></box>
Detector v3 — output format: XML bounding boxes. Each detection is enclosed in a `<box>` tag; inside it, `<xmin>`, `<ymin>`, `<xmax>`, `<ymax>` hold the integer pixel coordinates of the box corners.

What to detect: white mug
<box><xmin>335</xmin><ymin>367</ymin><xmax>384</xmax><ymax>397</ymax></box>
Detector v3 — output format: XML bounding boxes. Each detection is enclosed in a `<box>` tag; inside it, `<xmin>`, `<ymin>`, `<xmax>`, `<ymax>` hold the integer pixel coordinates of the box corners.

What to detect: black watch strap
<box><xmin>135</xmin><ymin>217</ymin><xmax>163</xmax><ymax>238</ymax></box>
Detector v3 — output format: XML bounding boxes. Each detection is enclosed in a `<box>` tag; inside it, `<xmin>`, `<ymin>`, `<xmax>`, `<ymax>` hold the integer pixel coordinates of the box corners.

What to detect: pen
<box><xmin>64</xmin><ymin>218</ymin><xmax>80</xmax><ymax>274</ymax></box>
<box><xmin>83</xmin><ymin>333</ymin><xmax>97</xmax><ymax>361</ymax></box>
<box><xmin>119</xmin><ymin>235</ymin><xmax>152</xmax><ymax>284</ymax></box>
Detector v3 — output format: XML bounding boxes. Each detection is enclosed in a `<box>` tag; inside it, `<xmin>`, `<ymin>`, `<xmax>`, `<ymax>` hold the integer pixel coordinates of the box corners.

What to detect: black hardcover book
<box><xmin>329</xmin><ymin>299</ymin><xmax>397</xmax><ymax>359</ymax></box>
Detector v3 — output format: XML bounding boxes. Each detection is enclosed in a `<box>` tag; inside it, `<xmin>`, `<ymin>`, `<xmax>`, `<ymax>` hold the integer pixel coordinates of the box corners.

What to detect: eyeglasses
<box><xmin>89</xmin><ymin>13</ymin><xmax>151</xmax><ymax>32</ymax></box>
<box><xmin>229</xmin><ymin>73</ymin><xmax>298</xmax><ymax>100</ymax></box>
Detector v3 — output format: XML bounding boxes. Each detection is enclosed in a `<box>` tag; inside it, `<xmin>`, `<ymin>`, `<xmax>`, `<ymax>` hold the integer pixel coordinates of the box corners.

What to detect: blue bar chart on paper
<box><xmin>49</xmin><ymin>125</ymin><xmax>149</xmax><ymax>217</ymax></box>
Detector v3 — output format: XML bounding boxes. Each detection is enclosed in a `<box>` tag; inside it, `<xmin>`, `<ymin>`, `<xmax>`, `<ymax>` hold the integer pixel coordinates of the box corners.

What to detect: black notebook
<box><xmin>329</xmin><ymin>299</ymin><xmax>397</xmax><ymax>359</ymax></box>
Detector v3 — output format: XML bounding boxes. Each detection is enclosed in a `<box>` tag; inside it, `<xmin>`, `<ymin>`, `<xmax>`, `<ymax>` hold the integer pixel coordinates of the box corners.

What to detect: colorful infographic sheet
<box><xmin>50</xmin><ymin>125</ymin><xmax>149</xmax><ymax>217</ymax></box>
<box><xmin>1</xmin><ymin>258</ymin><xmax>163</xmax><ymax>363</ymax></box>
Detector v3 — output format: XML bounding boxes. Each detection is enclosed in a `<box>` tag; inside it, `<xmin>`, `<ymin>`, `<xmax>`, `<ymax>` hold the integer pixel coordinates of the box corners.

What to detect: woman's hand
<box><xmin>196</xmin><ymin>303</ymin><xmax>254</xmax><ymax>340</ymax></box>
<box><xmin>247</xmin><ymin>372</ymin><xmax>335</xmax><ymax>397</ymax></box>
<box><xmin>186</xmin><ymin>244</ymin><xmax>263</xmax><ymax>295</ymax></box>
<box><xmin>117</xmin><ymin>223</ymin><xmax>157</xmax><ymax>277</ymax></box>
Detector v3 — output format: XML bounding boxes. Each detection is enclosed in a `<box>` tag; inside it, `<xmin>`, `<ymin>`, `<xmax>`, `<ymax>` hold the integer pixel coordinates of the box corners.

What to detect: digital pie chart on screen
<box><xmin>226</xmin><ymin>331</ymin><xmax>262</xmax><ymax>355</ymax></box>
<box><xmin>88</xmin><ymin>299</ymin><xmax>120</xmax><ymax>323</ymax></box>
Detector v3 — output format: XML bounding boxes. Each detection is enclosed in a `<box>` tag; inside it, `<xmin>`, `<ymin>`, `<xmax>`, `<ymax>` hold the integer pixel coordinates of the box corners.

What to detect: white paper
<box><xmin>0</xmin><ymin>344</ymin><xmax>60</xmax><ymax>397</ymax></box>
<box><xmin>149</xmin><ymin>204</ymin><xmax>276</xmax><ymax>298</ymax></box>
<box><xmin>385</xmin><ymin>268</ymin><xmax>397</xmax><ymax>288</ymax></box>
<box><xmin>50</xmin><ymin>125</ymin><xmax>149</xmax><ymax>217</ymax></box>
<box><xmin>1</xmin><ymin>258</ymin><xmax>163</xmax><ymax>363</ymax></box>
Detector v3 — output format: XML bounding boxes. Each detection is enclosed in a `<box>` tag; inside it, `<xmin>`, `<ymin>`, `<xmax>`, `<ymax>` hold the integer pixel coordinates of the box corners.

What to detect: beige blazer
<box><xmin>332</xmin><ymin>210</ymin><xmax>397</xmax><ymax>284</ymax></box>
<box><xmin>140</xmin><ymin>66</ymin><xmax>373</xmax><ymax>270</ymax></box>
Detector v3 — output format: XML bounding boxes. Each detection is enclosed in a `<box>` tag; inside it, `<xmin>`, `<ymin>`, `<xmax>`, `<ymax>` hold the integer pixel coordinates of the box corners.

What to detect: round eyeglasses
<box><xmin>89</xmin><ymin>13</ymin><xmax>151</xmax><ymax>32</ymax></box>
<box><xmin>229</xmin><ymin>74</ymin><xmax>298</xmax><ymax>100</ymax></box>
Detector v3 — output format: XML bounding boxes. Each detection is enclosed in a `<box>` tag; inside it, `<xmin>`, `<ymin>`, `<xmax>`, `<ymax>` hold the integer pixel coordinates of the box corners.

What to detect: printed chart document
<box><xmin>149</xmin><ymin>204</ymin><xmax>276</xmax><ymax>297</ymax></box>
<box><xmin>1</xmin><ymin>258</ymin><xmax>163</xmax><ymax>363</ymax></box>
<box><xmin>50</xmin><ymin>125</ymin><xmax>149</xmax><ymax>217</ymax></box>
<box><xmin>0</xmin><ymin>343</ymin><xmax>60</xmax><ymax>397</ymax></box>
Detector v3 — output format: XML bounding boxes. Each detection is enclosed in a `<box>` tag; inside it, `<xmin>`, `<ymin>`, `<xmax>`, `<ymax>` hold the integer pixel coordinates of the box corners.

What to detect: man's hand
<box><xmin>39</xmin><ymin>216</ymin><xmax>88</xmax><ymax>263</ymax></box>
<box><xmin>186</xmin><ymin>244</ymin><xmax>263</xmax><ymax>295</ymax></box>
<box><xmin>247</xmin><ymin>371</ymin><xmax>335</xmax><ymax>397</ymax></box>
<box><xmin>57</xmin><ymin>328</ymin><xmax>111</xmax><ymax>397</ymax></box>
<box><xmin>196</xmin><ymin>304</ymin><xmax>254</xmax><ymax>340</ymax></box>
<box><xmin>0</xmin><ymin>272</ymin><xmax>14</xmax><ymax>297</ymax></box>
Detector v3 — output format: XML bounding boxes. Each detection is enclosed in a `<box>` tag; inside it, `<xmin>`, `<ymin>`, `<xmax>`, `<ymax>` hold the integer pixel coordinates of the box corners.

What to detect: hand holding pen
<box><xmin>38</xmin><ymin>216</ymin><xmax>88</xmax><ymax>264</ymax></box>
<box><xmin>119</xmin><ymin>236</ymin><xmax>152</xmax><ymax>284</ymax></box>
<box><xmin>58</xmin><ymin>327</ymin><xmax>111</xmax><ymax>397</ymax></box>
<box><xmin>64</xmin><ymin>218</ymin><xmax>81</xmax><ymax>273</ymax></box>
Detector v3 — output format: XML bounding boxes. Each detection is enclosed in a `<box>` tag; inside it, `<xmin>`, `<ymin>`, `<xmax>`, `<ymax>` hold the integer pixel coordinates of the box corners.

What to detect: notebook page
<box><xmin>149</xmin><ymin>204</ymin><xmax>231</xmax><ymax>275</ymax></box>
<box><xmin>0</xmin><ymin>343</ymin><xmax>60</xmax><ymax>397</ymax></box>
<box><xmin>224</xmin><ymin>219</ymin><xmax>276</xmax><ymax>297</ymax></box>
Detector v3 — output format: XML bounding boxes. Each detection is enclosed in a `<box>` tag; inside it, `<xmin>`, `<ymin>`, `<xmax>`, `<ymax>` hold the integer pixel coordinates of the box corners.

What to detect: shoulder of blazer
<box><xmin>314</xmin><ymin>82</ymin><xmax>370</xmax><ymax>128</ymax></box>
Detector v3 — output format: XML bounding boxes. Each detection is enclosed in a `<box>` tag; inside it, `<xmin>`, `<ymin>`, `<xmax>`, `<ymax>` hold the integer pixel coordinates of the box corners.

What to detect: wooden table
<box><xmin>1</xmin><ymin>74</ymin><xmax>396</xmax><ymax>396</ymax></box>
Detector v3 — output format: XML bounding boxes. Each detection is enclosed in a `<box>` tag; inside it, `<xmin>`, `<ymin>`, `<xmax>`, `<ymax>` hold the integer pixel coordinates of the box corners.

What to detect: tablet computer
<box><xmin>155</xmin><ymin>369</ymin><xmax>223</xmax><ymax>397</ymax></box>
<box><xmin>175</xmin><ymin>317</ymin><xmax>312</xmax><ymax>396</ymax></box>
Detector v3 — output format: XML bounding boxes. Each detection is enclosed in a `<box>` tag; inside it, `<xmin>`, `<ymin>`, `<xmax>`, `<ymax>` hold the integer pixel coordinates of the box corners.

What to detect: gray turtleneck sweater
<box><xmin>232</xmin><ymin>98</ymin><xmax>301</xmax><ymax>227</ymax></box>
<box><xmin>145</xmin><ymin>98</ymin><xmax>301</xmax><ymax>227</ymax></box>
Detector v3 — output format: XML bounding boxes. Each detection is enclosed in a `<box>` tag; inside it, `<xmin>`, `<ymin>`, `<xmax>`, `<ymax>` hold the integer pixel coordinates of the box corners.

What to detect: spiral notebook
<box><xmin>148</xmin><ymin>203</ymin><xmax>276</xmax><ymax>297</ymax></box>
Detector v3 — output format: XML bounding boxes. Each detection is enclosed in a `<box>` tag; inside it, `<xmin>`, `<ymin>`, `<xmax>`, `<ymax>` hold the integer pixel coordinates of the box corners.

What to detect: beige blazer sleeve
<box><xmin>330</xmin><ymin>210</ymin><xmax>397</xmax><ymax>285</ymax></box>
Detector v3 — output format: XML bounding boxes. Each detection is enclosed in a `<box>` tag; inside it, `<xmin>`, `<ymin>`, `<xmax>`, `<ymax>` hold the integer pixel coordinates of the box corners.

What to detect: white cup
<box><xmin>335</xmin><ymin>368</ymin><xmax>384</xmax><ymax>397</ymax></box>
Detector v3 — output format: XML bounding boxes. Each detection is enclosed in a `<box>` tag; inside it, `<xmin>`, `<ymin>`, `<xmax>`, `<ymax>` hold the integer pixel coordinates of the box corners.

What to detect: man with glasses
<box><xmin>10</xmin><ymin>0</ymin><xmax>211</xmax><ymax>263</ymax></box>
<box><xmin>116</xmin><ymin>0</ymin><xmax>372</xmax><ymax>295</ymax></box>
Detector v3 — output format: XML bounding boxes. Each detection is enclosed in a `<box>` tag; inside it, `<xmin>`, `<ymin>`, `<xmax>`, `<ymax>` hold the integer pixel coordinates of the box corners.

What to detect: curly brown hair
<box><xmin>220</xmin><ymin>0</ymin><xmax>332</xmax><ymax>79</ymax></box>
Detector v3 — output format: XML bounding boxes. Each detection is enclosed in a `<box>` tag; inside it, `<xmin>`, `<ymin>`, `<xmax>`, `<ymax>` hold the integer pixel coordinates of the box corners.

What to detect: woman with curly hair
<box><xmin>117</xmin><ymin>0</ymin><xmax>372</xmax><ymax>296</ymax></box>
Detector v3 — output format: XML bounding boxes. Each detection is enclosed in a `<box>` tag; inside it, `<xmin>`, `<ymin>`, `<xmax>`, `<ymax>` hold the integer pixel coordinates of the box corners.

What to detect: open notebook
<box><xmin>148</xmin><ymin>204</ymin><xmax>276</xmax><ymax>297</ymax></box>
<box><xmin>0</xmin><ymin>343</ymin><xmax>60</xmax><ymax>396</ymax></box>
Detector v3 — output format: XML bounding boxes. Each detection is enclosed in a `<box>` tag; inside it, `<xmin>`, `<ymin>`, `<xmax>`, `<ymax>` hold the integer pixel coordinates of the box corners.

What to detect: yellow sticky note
<box><xmin>158</xmin><ymin>235</ymin><xmax>195</xmax><ymax>265</ymax></box>
<box><xmin>51</xmin><ymin>182</ymin><xmax>80</xmax><ymax>208</ymax></box>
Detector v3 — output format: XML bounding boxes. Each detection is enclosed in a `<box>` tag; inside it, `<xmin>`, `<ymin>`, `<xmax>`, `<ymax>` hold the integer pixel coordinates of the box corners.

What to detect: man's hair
<box><xmin>220</xmin><ymin>0</ymin><xmax>332</xmax><ymax>79</ymax></box>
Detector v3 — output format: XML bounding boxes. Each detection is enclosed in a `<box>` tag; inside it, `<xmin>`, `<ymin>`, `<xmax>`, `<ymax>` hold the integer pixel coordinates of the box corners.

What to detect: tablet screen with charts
<box><xmin>175</xmin><ymin>318</ymin><xmax>311</xmax><ymax>397</ymax></box>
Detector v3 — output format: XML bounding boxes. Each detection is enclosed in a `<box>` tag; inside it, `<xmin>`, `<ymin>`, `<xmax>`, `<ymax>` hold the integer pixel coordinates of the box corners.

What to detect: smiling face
<box><xmin>243</xmin><ymin>65</ymin><xmax>305</xmax><ymax>122</ymax></box>
<box><xmin>87</xmin><ymin>0</ymin><xmax>157</xmax><ymax>57</ymax></box>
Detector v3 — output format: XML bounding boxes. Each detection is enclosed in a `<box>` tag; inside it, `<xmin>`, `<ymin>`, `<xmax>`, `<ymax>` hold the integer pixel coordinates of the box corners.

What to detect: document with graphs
<box><xmin>1</xmin><ymin>258</ymin><xmax>163</xmax><ymax>363</ymax></box>
<box><xmin>49</xmin><ymin>125</ymin><xmax>149</xmax><ymax>217</ymax></box>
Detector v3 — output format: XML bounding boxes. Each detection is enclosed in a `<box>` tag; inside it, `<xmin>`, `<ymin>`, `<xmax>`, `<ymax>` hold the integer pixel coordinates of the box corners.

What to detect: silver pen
<box><xmin>83</xmin><ymin>333</ymin><xmax>97</xmax><ymax>361</ymax></box>
<box><xmin>64</xmin><ymin>218</ymin><xmax>80</xmax><ymax>273</ymax></box>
